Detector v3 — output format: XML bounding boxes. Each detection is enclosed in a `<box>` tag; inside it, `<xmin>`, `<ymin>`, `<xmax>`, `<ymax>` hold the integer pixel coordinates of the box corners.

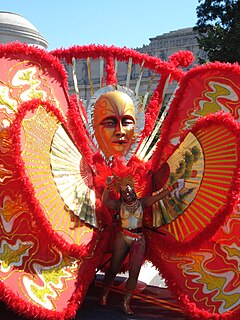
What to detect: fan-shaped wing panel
<box><xmin>50</xmin><ymin>125</ymin><xmax>97</xmax><ymax>227</ymax></box>
<box><xmin>153</xmin><ymin>132</ymin><xmax>204</xmax><ymax>229</ymax></box>
<box><xmin>150</xmin><ymin>113</ymin><xmax>239</xmax><ymax>249</ymax></box>
<box><xmin>20</xmin><ymin>105</ymin><xmax>97</xmax><ymax>245</ymax></box>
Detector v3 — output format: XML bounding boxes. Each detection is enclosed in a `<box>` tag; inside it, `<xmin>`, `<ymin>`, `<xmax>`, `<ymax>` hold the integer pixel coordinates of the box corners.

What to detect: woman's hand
<box><xmin>106</xmin><ymin>176</ymin><xmax>114</xmax><ymax>187</ymax></box>
<box><xmin>102</xmin><ymin>176</ymin><xmax>120</xmax><ymax>210</ymax></box>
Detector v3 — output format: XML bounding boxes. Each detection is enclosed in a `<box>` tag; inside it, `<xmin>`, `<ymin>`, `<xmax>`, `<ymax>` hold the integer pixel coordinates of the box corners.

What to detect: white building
<box><xmin>139</xmin><ymin>27</ymin><xmax>201</xmax><ymax>63</ymax></box>
<box><xmin>0</xmin><ymin>11</ymin><xmax>48</xmax><ymax>49</ymax></box>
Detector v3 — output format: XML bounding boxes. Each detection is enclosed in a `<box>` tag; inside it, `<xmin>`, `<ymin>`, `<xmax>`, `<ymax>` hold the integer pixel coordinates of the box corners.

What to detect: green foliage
<box><xmin>170</xmin><ymin>146</ymin><xmax>201</xmax><ymax>184</ymax></box>
<box><xmin>194</xmin><ymin>0</ymin><xmax>240</xmax><ymax>63</ymax></box>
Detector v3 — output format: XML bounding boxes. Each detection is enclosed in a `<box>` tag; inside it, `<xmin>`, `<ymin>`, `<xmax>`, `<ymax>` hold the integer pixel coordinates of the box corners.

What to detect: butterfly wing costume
<box><xmin>0</xmin><ymin>42</ymin><xmax>239</xmax><ymax>319</ymax></box>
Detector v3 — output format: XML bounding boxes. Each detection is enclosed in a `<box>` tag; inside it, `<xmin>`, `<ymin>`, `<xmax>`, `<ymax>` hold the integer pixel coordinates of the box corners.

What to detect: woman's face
<box><xmin>93</xmin><ymin>91</ymin><xmax>136</xmax><ymax>159</ymax></box>
<box><xmin>121</xmin><ymin>185</ymin><xmax>136</xmax><ymax>203</ymax></box>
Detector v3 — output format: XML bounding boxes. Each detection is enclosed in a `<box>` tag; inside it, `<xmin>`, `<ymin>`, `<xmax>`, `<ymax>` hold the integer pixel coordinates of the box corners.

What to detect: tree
<box><xmin>194</xmin><ymin>0</ymin><xmax>240</xmax><ymax>63</ymax></box>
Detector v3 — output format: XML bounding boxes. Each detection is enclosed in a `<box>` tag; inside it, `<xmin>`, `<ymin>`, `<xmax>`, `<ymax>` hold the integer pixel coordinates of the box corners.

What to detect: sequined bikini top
<box><xmin>120</xmin><ymin>200</ymin><xmax>143</xmax><ymax>229</ymax></box>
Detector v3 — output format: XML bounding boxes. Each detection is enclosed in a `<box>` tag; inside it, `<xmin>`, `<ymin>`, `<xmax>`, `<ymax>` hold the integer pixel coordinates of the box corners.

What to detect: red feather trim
<box><xmin>67</xmin><ymin>95</ymin><xmax>97</xmax><ymax>165</ymax></box>
<box><xmin>50</xmin><ymin>44</ymin><xmax>184</xmax><ymax>81</ymax></box>
<box><xmin>149</xmin><ymin>111</ymin><xmax>240</xmax><ymax>255</ymax></box>
<box><xmin>168</xmin><ymin>50</ymin><xmax>195</xmax><ymax>68</ymax></box>
<box><xmin>95</xmin><ymin>156</ymin><xmax>150</xmax><ymax>198</ymax></box>
<box><xmin>10</xmin><ymin>99</ymin><xmax>106</xmax><ymax>258</ymax></box>
<box><xmin>151</xmin><ymin>61</ymin><xmax>240</xmax><ymax>172</ymax></box>
<box><xmin>50</xmin><ymin>45</ymin><xmax>186</xmax><ymax>139</ymax></box>
<box><xmin>0</xmin><ymin>42</ymin><xmax>69</xmax><ymax>90</ymax></box>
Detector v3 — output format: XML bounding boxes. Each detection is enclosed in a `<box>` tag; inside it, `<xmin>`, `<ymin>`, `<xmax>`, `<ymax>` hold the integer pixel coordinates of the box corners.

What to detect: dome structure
<box><xmin>0</xmin><ymin>11</ymin><xmax>48</xmax><ymax>49</ymax></box>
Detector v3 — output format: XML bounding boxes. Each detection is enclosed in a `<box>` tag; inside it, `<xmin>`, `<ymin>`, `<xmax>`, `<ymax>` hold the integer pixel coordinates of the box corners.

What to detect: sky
<box><xmin>1</xmin><ymin>0</ymin><xmax>199</xmax><ymax>51</ymax></box>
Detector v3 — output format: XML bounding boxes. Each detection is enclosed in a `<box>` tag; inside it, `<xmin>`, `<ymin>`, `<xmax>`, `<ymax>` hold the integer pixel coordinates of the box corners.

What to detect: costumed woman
<box><xmin>0</xmin><ymin>43</ymin><xmax>239</xmax><ymax>320</ymax></box>
<box><xmin>99</xmin><ymin>175</ymin><xmax>173</xmax><ymax>315</ymax></box>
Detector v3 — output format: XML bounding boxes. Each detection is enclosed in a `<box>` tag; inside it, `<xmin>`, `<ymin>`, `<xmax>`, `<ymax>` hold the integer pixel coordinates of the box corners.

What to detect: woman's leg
<box><xmin>126</xmin><ymin>236</ymin><xmax>145</xmax><ymax>291</ymax></box>
<box><xmin>123</xmin><ymin>236</ymin><xmax>146</xmax><ymax>314</ymax></box>
<box><xmin>99</xmin><ymin>232</ymin><xmax>130</xmax><ymax>305</ymax></box>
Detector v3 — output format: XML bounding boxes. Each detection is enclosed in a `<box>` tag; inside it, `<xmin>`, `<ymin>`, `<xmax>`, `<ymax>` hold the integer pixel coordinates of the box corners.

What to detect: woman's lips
<box><xmin>113</xmin><ymin>140</ymin><xmax>127</xmax><ymax>144</ymax></box>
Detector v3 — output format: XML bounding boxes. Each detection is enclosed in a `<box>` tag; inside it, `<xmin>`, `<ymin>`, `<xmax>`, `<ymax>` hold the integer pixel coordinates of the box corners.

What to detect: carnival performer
<box><xmin>1</xmin><ymin>43</ymin><xmax>239</xmax><ymax>320</ymax></box>
<box><xmin>99</xmin><ymin>176</ymin><xmax>172</xmax><ymax>315</ymax></box>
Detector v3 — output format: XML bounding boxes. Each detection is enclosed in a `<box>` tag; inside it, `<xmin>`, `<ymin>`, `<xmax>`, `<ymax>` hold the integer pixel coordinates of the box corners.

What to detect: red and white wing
<box><xmin>151</xmin><ymin>62</ymin><xmax>240</xmax><ymax>169</ymax></box>
<box><xmin>0</xmin><ymin>43</ymin><xmax>107</xmax><ymax>320</ymax></box>
<box><xmin>146</xmin><ymin>63</ymin><xmax>240</xmax><ymax>320</ymax></box>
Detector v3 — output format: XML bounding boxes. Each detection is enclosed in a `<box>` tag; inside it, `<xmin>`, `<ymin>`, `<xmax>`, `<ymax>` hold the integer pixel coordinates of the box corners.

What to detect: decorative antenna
<box><xmin>114</xmin><ymin>59</ymin><xmax>118</xmax><ymax>80</ymax></box>
<box><xmin>137</xmin><ymin>75</ymin><xmax>171</xmax><ymax>160</ymax></box>
<box><xmin>72</xmin><ymin>57</ymin><xmax>97</xmax><ymax>153</ymax></box>
<box><xmin>142</xmin><ymin>72</ymin><xmax>156</xmax><ymax>110</ymax></box>
<box><xmin>87</xmin><ymin>57</ymin><xmax>94</xmax><ymax>96</ymax></box>
<box><xmin>100</xmin><ymin>58</ymin><xmax>104</xmax><ymax>88</ymax></box>
<box><xmin>126</xmin><ymin>58</ymin><xmax>132</xmax><ymax>88</ymax></box>
<box><xmin>135</xmin><ymin>60</ymin><xmax>145</xmax><ymax>96</ymax></box>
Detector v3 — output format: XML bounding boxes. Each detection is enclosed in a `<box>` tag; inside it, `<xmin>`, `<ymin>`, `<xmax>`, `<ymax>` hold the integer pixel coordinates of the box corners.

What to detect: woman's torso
<box><xmin>120</xmin><ymin>200</ymin><xmax>143</xmax><ymax>229</ymax></box>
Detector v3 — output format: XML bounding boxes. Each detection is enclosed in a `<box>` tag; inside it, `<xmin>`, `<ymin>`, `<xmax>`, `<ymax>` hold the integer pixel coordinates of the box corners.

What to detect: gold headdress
<box><xmin>113</xmin><ymin>174</ymin><xmax>136</xmax><ymax>193</ymax></box>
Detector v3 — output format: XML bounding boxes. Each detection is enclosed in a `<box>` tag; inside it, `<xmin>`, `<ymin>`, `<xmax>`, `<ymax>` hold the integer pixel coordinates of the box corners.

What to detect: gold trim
<box><xmin>200</xmin><ymin>189</ymin><xmax>227</xmax><ymax>204</ymax></box>
<box><xmin>187</xmin><ymin>207</ymin><xmax>206</xmax><ymax>227</ymax></box>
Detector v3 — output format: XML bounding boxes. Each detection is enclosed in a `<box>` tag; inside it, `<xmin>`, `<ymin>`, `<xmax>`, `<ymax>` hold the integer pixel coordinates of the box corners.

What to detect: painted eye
<box><xmin>100</xmin><ymin>118</ymin><xmax>116</xmax><ymax>127</ymax></box>
<box><xmin>122</xmin><ymin>117</ymin><xmax>135</xmax><ymax>127</ymax></box>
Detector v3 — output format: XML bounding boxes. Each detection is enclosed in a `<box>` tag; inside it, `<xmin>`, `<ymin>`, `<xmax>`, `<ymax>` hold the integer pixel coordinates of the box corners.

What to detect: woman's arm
<box><xmin>102</xmin><ymin>176</ymin><xmax>120</xmax><ymax>211</ymax></box>
<box><xmin>140</xmin><ymin>187</ymin><xmax>170</xmax><ymax>208</ymax></box>
<box><xmin>102</xmin><ymin>187</ymin><xmax>120</xmax><ymax>210</ymax></box>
